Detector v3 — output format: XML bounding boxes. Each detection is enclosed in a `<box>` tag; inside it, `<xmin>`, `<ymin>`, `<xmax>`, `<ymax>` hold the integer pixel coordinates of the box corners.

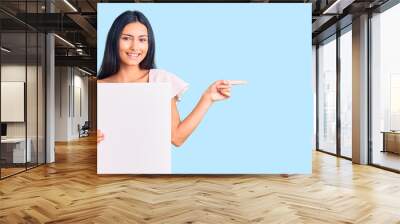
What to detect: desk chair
<box><xmin>78</xmin><ymin>121</ymin><xmax>90</xmax><ymax>138</ymax></box>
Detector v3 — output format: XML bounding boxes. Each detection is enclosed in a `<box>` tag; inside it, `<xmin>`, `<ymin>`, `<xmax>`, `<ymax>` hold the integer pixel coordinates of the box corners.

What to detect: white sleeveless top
<box><xmin>149</xmin><ymin>69</ymin><xmax>189</xmax><ymax>101</ymax></box>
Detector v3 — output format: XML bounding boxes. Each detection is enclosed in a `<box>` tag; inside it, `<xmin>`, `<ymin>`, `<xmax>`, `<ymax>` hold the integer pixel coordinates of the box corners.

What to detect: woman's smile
<box><xmin>126</xmin><ymin>52</ymin><xmax>142</xmax><ymax>60</ymax></box>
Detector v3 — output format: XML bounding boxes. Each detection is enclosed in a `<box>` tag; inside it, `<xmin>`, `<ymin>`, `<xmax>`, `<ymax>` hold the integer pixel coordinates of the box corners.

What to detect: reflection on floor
<box><xmin>373</xmin><ymin>150</ymin><xmax>400</xmax><ymax>171</ymax></box>
<box><xmin>0</xmin><ymin>163</ymin><xmax>41</xmax><ymax>178</ymax></box>
<box><xmin>0</xmin><ymin>167</ymin><xmax>25</xmax><ymax>178</ymax></box>
<box><xmin>341</xmin><ymin>148</ymin><xmax>352</xmax><ymax>158</ymax></box>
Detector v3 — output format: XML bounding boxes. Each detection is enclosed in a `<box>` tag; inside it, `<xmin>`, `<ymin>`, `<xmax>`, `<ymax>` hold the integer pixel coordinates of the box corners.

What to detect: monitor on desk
<box><xmin>1</xmin><ymin>123</ymin><xmax>6</xmax><ymax>138</ymax></box>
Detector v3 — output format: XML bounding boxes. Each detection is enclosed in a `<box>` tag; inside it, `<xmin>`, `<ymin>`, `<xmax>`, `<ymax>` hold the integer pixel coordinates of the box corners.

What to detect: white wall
<box><xmin>55</xmin><ymin>66</ymin><xmax>69</xmax><ymax>141</ymax></box>
<box><xmin>1</xmin><ymin>65</ymin><xmax>41</xmax><ymax>138</ymax></box>
<box><xmin>72</xmin><ymin>73</ymin><xmax>89</xmax><ymax>138</ymax></box>
<box><xmin>1</xmin><ymin>64</ymin><xmax>46</xmax><ymax>164</ymax></box>
<box><xmin>55</xmin><ymin>67</ymin><xmax>89</xmax><ymax>141</ymax></box>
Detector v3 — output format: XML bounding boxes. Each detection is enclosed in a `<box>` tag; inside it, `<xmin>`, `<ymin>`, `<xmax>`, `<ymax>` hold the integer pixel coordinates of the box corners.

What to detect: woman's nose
<box><xmin>129</xmin><ymin>39</ymin><xmax>139</xmax><ymax>50</ymax></box>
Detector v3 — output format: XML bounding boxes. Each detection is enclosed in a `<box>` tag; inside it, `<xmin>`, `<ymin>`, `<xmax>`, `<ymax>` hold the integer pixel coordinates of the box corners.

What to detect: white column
<box><xmin>46</xmin><ymin>33</ymin><xmax>55</xmax><ymax>163</ymax></box>
<box><xmin>352</xmin><ymin>14</ymin><xmax>369</xmax><ymax>164</ymax></box>
<box><xmin>45</xmin><ymin>0</ymin><xmax>55</xmax><ymax>163</ymax></box>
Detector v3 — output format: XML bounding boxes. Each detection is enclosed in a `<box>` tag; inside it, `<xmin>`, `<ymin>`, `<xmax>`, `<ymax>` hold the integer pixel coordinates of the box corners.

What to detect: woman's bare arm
<box><xmin>97</xmin><ymin>80</ymin><xmax>232</xmax><ymax>146</ymax></box>
<box><xmin>171</xmin><ymin>80</ymin><xmax>231</xmax><ymax>147</ymax></box>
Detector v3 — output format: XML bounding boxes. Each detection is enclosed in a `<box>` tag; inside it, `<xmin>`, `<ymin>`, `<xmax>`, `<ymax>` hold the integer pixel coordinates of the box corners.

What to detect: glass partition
<box><xmin>0</xmin><ymin>0</ymin><xmax>46</xmax><ymax>179</ymax></box>
<box><xmin>1</xmin><ymin>30</ymin><xmax>28</xmax><ymax>177</ymax></box>
<box><xmin>27</xmin><ymin>31</ymin><xmax>38</xmax><ymax>169</ymax></box>
<box><xmin>38</xmin><ymin>32</ymin><xmax>45</xmax><ymax>165</ymax></box>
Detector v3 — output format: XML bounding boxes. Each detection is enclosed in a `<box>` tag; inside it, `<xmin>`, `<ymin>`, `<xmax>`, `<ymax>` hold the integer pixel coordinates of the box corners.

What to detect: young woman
<box><xmin>97</xmin><ymin>10</ymin><xmax>236</xmax><ymax>147</ymax></box>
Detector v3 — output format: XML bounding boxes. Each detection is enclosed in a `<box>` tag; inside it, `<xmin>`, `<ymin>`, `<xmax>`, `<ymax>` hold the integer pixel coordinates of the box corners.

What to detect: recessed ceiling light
<box><xmin>323</xmin><ymin>0</ymin><xmax>355</xmax><ymax>15</ymax></box>
<box><xmin>54</xmin><ymin>34</ymin><xmax>75</xmax><ymax>48</ymax></box>
<box><xmin>1</xmin><ymin>47</ymin><xmax>11</xmax><ymax>53</ymax></box>
<box><xmin>63</xmin><ymin>0</ymin><xmax>78</xmax><ymax>12</ymax></box>
<box><xmin>78</xmin><ymin>67</ymin><xmax>93</xmax><ymax>76</ymax></box>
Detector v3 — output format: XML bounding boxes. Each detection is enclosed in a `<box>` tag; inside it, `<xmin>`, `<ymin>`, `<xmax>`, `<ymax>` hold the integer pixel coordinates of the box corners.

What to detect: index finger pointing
<box><xmin>228</xmin><ymin>80</ymin><xmax>248</xmax><ymax>85</ymax></box>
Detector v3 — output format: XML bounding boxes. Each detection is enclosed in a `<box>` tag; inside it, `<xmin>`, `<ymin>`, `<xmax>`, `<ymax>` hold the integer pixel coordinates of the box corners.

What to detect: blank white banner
<box><xmin>97</xmin><ymin>83</ymin><xmax>171</xmax><ymax>174</ymax></box>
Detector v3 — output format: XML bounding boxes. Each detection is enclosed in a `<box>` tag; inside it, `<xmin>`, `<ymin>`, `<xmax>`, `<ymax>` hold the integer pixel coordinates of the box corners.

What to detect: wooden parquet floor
<box><xmin>1</xmin><ymin>135</ymin><xmax>400</xmax><ymax>223</ymax></box>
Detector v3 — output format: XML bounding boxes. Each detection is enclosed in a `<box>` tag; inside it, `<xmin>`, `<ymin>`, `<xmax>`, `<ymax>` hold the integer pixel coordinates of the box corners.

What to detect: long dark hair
<box><xmin>97</xmin><ymin>10</ymin><xmax>156</xmax><ymax>79</ymax></box>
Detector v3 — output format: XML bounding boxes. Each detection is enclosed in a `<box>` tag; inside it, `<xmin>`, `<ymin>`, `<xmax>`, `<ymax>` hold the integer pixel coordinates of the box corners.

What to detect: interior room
<box><xmin>0</xmin><ymin>0</ymin><xmax>399</xmax><ymax>223</ymax></box>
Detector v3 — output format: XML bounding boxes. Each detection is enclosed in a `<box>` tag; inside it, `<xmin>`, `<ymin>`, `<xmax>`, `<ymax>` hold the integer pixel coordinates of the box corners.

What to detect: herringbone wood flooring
<box><xmin>1</xmin><ymin>135</ymin><xmax>400</xmax><ymax>223</ymax></box>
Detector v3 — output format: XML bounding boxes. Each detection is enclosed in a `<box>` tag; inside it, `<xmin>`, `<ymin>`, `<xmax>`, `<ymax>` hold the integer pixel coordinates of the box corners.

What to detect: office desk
<box><xmin>1</xmin><ymin>138</ymin><xmax>31</xmax><ymax>163</ymax></box>
<box><xmin>381</xmin><ymin>131</ymin><xmax>400</xmax><ymax>154</ymax></box>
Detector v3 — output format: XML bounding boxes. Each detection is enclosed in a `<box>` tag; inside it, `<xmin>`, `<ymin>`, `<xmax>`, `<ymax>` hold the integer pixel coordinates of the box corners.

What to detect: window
<box><xmin>318</xmin><ymin>36</ymin><xmax>337</xmax><ymax>154</ymax></box>
<box><xmin>339</xmin><ymin>28</ymin><xmax>352</xmax><ymax>158</ymax></box>
<box><xmin>371</xmin><ymin>2</ymin><xmax>400</xmax><ymax>171</ymax></box>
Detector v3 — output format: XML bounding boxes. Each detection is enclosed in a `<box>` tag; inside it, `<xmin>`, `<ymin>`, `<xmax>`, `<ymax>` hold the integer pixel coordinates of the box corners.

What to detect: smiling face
<box><xmin>118</xmin><ymin>22</ymin><xmax>149</xmax><ymax>68</ymax></box>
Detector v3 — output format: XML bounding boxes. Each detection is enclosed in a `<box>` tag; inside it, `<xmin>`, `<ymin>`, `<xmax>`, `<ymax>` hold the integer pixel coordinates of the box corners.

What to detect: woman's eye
<box><xmin>139</xmin><ymin>38</ymin><xmax>147</xmax><ymax>42</ymax></box>
<box><xmin>122</xmin><ymin>36</ymin><xmax>133</xmax><ymax>41</ymax></box>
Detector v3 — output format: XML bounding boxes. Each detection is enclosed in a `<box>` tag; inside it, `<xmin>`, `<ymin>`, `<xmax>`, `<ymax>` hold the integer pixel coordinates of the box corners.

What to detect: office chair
<box><xmin>79</xmin><ymin>121</ymin><xmax>90</xmax><ymax>138</ymax></box>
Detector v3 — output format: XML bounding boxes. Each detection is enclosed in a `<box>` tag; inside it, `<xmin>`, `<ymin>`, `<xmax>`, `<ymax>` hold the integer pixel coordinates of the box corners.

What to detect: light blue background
<box><xmin>98</xmin><ymin>3</ymin><xmax>312</xmax><ymax>174</ymax></box>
